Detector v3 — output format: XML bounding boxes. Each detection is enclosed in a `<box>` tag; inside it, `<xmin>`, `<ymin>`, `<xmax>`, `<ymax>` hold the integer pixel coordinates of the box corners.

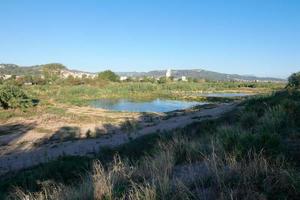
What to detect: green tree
<box><xmin>42</xmin><ymin>63</ymin><xmax>65</xmax><ymax>83</ymax></box>
<box><xmin>0</xmin><ymin>85</ymin><xmax>32</xmax><ymax>109</ymax></box>
<box><xmin>41</xmin><ymin>63</ymin><xmax>66</xmax><ymax>71</ymax></box>
<box><xmin>97</xmin><ymin>70</ymin><xmax>119</xmax><ymax>82</ymax></box>
<box><xmin>157</xmin><ymin>77</ymin><xmax>167</xmax><ymax>84</ymax></box>
<box><xmin>287</xmin><ymin>72</ymin><xmax>300</xmax><ymax>88</ymax></box>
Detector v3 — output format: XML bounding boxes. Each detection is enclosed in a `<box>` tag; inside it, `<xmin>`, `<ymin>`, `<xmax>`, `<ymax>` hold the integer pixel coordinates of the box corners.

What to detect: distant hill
<box><xmin>0</xmin><ymin>63</ymin><xmax>285</xmax><ymax>82</ymax></box>
<box><xmin>0</xmin><ymin>63</ymin><xmax>95</xmax><ymax>78</ymax></box>
<box><xmin>117</xmin><ymin>69</ymin><xmax>286</xmax><ymax>82</ymax></box>
<box><xmin>0</xmin><ymin>64</ymin><xmax>43</xmax><ymax>76</ymax></box>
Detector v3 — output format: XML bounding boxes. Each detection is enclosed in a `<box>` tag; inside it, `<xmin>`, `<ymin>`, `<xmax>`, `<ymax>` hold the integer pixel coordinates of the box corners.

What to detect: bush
<box><xmin>0</xmin><ymin>85</ymin><xmax>32</xmax><ymax>109</ymax></box>
<box><xmin>287</xmin><ymin>72</ymin><xmax>300</xmax><ymax>88</ymax></box>
<box><xmin>97</xmin><ymin>70</ymin><xmax>119</xmax><ymax>82</ymax></box>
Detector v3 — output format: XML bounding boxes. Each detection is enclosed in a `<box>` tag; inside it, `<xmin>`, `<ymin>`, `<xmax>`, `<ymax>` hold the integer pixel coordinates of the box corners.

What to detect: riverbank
<box><xmin>1</xmin><ymin>90</ymin><xmax>299</xmax><ymax>199</ymax></box>
<box><xmin>0</xmin><ymin>81</ymin><xmax>283</xmax><ymax>123</ymax></box>
<box><xmin>0</xmin><ymin>103</ymin><xmax>236</xmax><ymax>175</ymax></box>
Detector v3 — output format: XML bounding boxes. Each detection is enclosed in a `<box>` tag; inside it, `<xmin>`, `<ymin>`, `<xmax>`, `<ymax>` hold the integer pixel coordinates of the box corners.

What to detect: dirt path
<box><xmin>0</xmin><ymin>103</ymin><xmax>236</xmax><ymax>176</ymax></box>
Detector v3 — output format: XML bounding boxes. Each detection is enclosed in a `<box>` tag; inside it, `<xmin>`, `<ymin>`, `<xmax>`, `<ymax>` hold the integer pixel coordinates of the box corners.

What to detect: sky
<box><xmin>0</xmin><ymin>0</ymin><xmax>299</xmax><ymax>78</ymax></box>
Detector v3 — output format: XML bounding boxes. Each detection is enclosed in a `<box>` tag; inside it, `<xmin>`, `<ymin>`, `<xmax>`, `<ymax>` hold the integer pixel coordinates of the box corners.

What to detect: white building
<box><xmin>120</xmin><ymin>76</ymin><xmax>128</xmax><ymax>81</ymax></box>
<box><xmin>166</xmin><ymin>69</ymin><xmax>172</xmax><ymax>78</ymax></box>
<box><xmin>60</xmin><ymin>70</ymin><xmax>96</xmax><ymax>79</ymax></box>
<box><xmin>181</xmin><ymin>76</ymin><xmax>188</xmax><ymax>81</ymax></box>
<box><xmin>2</xmin><ymin>74</ymin><xmax>12</xmax><ymax>80</ymax></box>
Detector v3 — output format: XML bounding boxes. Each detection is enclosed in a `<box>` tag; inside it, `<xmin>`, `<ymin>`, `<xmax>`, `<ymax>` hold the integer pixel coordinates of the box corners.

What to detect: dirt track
<box><xmin>0</xmin><ymin>103</ymin><xmax>236</xmax><ymax>176</ymax></box>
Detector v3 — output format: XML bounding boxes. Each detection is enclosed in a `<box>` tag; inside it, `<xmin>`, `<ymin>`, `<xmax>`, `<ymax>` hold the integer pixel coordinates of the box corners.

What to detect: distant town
<box><xmin>0</xmin><ymin>64</ymin><xmax>286</xmax><ymax>85</ymax></box>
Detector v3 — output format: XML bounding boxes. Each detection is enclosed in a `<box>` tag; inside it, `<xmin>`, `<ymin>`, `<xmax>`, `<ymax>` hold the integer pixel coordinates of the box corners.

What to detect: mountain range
<box><xmin>0</xmin><ymin>63</ymin><xmax>285</xmax><ymax>82</ymax></box>
<box><xmin>117</xmin><ymin>69</ymin><xmax>285</xmax><ymax>82</ymax></box>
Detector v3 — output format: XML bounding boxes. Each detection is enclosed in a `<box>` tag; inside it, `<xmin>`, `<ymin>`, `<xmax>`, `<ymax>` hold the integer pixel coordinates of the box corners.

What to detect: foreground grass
<box><xmin>1</xmin><ymin>89</ymin><xmax>299</xmax><ymax>199</ymax></box>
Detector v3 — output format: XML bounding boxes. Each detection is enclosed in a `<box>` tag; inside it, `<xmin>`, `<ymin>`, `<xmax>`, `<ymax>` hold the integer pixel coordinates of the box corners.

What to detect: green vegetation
<box><xmin>1</xmin><ymin>89</ymin><xmax>299</xmax><ymax>199</ymax></box>
<box><xmin>0</xmin><ymin>79</ymin><xmax>285</xmax><ymax>123</ymax></box>
<box><xmin>25</xmin><ymin>81</ymin><xmax>283</xmax><ymax>106</ymax></box>
<box><xmin>97</xmin><ymin>70</ymin><xmax>119</xmax><ymax>82</ymax></box>
<box><xmin>42</xmin><ymin>63</ymin><xmax>66</xmax><ymax>84</ymax></box>
<box><xmin>0</xmin><ymin>64</ymin><xmax>296</xmax><ymax>199</ymax></box>
<box><xmin>0</xmin><ymin>62</ymin><xmax>285</xmax><ymax>111</ymax></box>
<box><xmin>288</xmin><ymin>71</ymin><xmax>300</xmax><ymax>88</ymax></box>
<box><xmin>0</xmin><ymin>63</ymin><xmax>66</xmax><ymax>78</ymax></box>
<box><xmin>0</xmin><ymin>85</ymin><xmax>33</xmax><ymax>109</ymax></box>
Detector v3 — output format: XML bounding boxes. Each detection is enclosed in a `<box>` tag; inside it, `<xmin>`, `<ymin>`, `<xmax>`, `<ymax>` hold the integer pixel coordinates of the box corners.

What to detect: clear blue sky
<box><xmin>0</xmin><ymin>0</ymin><xmax>299</xmax><ymax>78</ymax></box>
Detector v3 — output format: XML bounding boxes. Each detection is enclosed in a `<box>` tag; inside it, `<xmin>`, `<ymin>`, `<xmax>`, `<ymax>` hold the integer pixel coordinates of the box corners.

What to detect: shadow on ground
<box><xmin>32</xmin><ymin>112</ymin><xmax>154</xmax><ymax>147</ymax></box>
<box><xmin>0</xmin><ymin>122</ymin><xmax>37</xmax><ymax>145</ymax></box>
<box><xmin>0</xmin><ymin>104</ymin><xmax>219</xmax><ymax>177</ymax></box>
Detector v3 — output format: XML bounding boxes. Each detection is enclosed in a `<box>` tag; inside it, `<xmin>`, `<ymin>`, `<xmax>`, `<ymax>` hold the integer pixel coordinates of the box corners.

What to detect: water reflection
<box><xmin>90</xmin><ymin>98</ymin><xmax>206</xmax><ymax>112</ymax></box>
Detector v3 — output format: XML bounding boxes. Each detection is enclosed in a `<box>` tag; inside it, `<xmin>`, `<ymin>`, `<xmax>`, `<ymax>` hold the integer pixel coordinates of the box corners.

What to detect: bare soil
<box><xmin>0</xmin><ymin>103</ymin><xmax>236</xmax><ymax>176</ymax></box>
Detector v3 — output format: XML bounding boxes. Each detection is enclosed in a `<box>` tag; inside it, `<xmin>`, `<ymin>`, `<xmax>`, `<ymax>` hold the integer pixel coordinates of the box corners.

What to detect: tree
<box><xmin>97</xmin><ymin>70</ymin><xmax>119</xmax><ymax>82</ymax></box>
<box><xmin>287</xmin><ymin>72</ymin><xmax>300</xmax><ymax>88</ymax></box>
<box><xmin>0</xmin><ymin>85</ymin><xmax>32</xmax><ymax>109</ymax></box>
<box><xmin>168</xmin><ymin>76</ymin><xmax>174</xmax><ymax>81</ymax></box>
<box><xmin>157</xmin><ymin>77</ymin><xmax>167</xmax><ymax>84</ymax></box>
<box><xmin>41</xmin><ymin>63</ymin><xmax>66</xmax><ymax>71</ymax></box>
<box><xmin>42</xmin><ymin>63</ymin><xmax>66</xmax><ymax>83</ymax></box>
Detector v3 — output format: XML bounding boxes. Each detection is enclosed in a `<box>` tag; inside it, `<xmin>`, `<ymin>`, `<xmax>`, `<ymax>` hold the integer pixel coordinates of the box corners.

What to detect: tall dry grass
<box><xmin>202</xmin><ymin>147</ymin><xmax>298</xmax><ymax>199</ymax></box>
<box><xmin>9</xmin><ymin>143</ymin><xmax>299</xmax><ymax>200</ymax></box>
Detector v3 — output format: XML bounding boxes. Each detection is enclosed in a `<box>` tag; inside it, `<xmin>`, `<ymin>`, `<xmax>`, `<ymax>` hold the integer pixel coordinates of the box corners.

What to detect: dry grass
<box><xmin>5</xmin><ymin>90</ymin><xmax>300</xmax><ymax>200</ymax></box>
<box><xmin>202</xmin><ymin>146</ymin><xmax>298</xmax><ymax>199</ymax></box>
<box><xmin>10</xmin><ymin>134</ymin><xmax>298</xmax><ymax>200</ymax></box>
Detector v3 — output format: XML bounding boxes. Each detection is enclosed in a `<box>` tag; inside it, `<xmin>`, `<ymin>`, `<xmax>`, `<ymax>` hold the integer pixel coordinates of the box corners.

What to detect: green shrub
<box><xmin>0</xmin><ymin>85</ymin><xmax>33</xmax><ymax>109</ymax></box>
<box><xmin>97</xmin><ymin>70</ymin><xmax>119</xmax><ymax>82</ymax></box>
<box><xmin>287</xmin><ymin>72</ymin><xmax>300</xmax><ymax>88</ymax></box>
